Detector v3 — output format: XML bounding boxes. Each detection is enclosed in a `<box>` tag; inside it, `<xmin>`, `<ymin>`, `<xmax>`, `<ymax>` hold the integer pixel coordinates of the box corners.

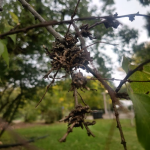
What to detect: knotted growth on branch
<box><xmin>59</xmin><ymin>104</ymin><xmax>96</xmax><ymax>142</ymax></box>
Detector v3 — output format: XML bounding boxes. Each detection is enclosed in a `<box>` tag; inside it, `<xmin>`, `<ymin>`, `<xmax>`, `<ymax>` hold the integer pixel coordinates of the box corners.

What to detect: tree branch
<box><xmin>86</xmin><ymin>66</ymin><xmax>127</xmax><ymax>150</ymax></box>
<box><xmin>73</xmin><ymin>12</ymin><xmax>150</xmax><ymax>21</ymax></box>
<box><xmin>72</xmin><ymin>22</ymin><xmax>86</xmax><ymax>48</ymax></box>
<box><xmin>18</xmin><ymin>0</ymin><xmax>63</xmax><ymax>42</ymax></box>
<box><xmin>71</xmin><ymin>19</ymin><xmax>127</xmax><ymax>149</ymax></box>
<box><xmin>116</xmin><ymin>59</ymin><xmax>150</xmax><ymax>93</ymax></box>
<box><xmin>35</xmin><ymin>69</ymin><xmax>59</xmax><ymax>108</ymax></box>
<box><xmin>0</xmin><ymin>20</ymin><xmax>72</xmax><ymax>39</ymax></box>
<box><xmin>116</xmin><ymin>12</ymin><xmax>150</xmax><ymax>19</ymax></box>
<box><xmin>1</xmin><ymin>11</ymin><xmax>150</xmax><ymax>39</ymax></box>
<box><xmin>65</xmin><ymin>0</ymin><xmax>80</xmax><ymax>37</ymax></box>
<box><xmin>0</xmin><ymin>135</ymin><xmax>49</xmax><ymax>148</ymax></box>
<box><xmin>77</xmin><ymin>91</ymin><xmax>87</xmax><ymax>105</ymax></box>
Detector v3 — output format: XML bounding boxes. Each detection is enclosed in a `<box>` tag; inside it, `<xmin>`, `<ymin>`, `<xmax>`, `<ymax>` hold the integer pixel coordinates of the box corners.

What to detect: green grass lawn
<box><xmin>1</xmin><ymin>119</ymin><xmax>144</xmax><ymax>150</ymax></box>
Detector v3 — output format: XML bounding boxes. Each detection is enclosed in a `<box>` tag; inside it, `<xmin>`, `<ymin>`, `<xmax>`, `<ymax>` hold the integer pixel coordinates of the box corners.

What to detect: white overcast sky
<box><xmin>91</xmin><ymin>0</ymin><xmax>150</xmax><ymax>86</ymax></box>
<box><xmin>92</xmin><ymin>0</ymin><xmax>150</xmax><ymax>43</ymax></box>
<box><xmin>114</xmin><ymin>0</ymin><xmax>150</xmax><ymax>43</ymax></box>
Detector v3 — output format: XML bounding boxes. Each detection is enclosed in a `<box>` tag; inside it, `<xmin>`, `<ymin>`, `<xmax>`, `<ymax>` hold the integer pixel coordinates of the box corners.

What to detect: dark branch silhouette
<box><xmin>0</xmin><ymin>135</ymin><xmax>49</xmax><ymax>149</ymax></box>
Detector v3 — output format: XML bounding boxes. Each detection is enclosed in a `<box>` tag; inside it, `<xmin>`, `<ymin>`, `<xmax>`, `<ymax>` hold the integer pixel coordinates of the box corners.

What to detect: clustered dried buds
<box><xmin>79</xmin><ymin>24</ymin><xmax>93</xmax><ymax>40</ymax></box>
<box><xmin>43</xmin><ymin>34</ymin><xmax>92</xmax><ymax>79</ymax></box>
<box><xmin>70</xmin><ymin>72</ymin><xmax>90</xmax><ymax>91</ymax></box>
<box><xmin>59</xmin><ymin>104</ymin><xmax>96</xmax><ymax>142</ymax></box>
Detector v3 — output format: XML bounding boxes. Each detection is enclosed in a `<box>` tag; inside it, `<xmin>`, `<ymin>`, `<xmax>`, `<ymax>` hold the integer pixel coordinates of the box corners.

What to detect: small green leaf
<box><xmin>129</xmin><ymin>91</ymin><xmax>150</xmax><ymax>150</ymax></box>
<box><xmin>143</xmin><ymin>64</ymin><xmax>150</xmax><ymax>76</ymax></box>
<box><xmin>3</xmin><ymin>21</ymin><xmax>14</xmax><ymax>32</ymax></box>
<box><xmin>3</xmin><ymin>21</ymin><xmax>16</xmax><ymax>43</ymax></box>
<box><xmin>0</xmin><ymin>40</ymin><xmax>4</xmax><ymax>56</ymax></box>
<box><xmin>2</xmin><ymin>49</ymin><xmax>9</xmax><ymax>67</ymax></box>
<box><xmin>9</xmin><ymin>11</ymin><xmax>19</xmax><ymax>24</ymax></box>
<box><xmin>8</xmin><ymin>34</ymin><xmax>16</xmax><ymax>44</ymax></box>
<box><xmin>128</xmin><ymin>63</ymin><xmax>150</xmax><ymax>95</ymax></box>
<box><xmin>0</xmin><ymin>39</ymin><xmax>7</xmax><ymax>55</ymax></box>
<box><xmin>129</xmin><ymin>71</ymin><xmax>150</xmax><ymax>94</ymax></box>
<box><xmin>0</xmin><ymin>39</ymin><xmax>9</xmax><ymax>67</ymax></box>
<box><xmin>122</xmin><ymin>56</ymin><xmax>131</xmax><ymax>73</ymax></box>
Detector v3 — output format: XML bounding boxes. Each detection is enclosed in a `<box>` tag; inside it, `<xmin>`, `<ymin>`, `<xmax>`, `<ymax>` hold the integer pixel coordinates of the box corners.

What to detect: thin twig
<box><xmin>36</xmin><ymin>69</ymin><xmax>59</xmax><ymax>107</ymax></box>
<box><xmin>65</xmin><ymin>0</ymin><xmax>80</xmax><ymax>38</ymax></box>
<box><xmin>59</xmin><ymin>122</ymin><xmax>76</xmax><ymax>142</ymax></box>
<box><xmin>83</xmin><ymin>122</ymin><xmax>95</xmax><ymax>137</ymax></box>
<box><xmin>74</xmin><ymin>88</ymin><xmax>78</xmax><ymax>107</ymax></box>
<box><xmin>43</xmin><ymin>68</ymin><xmax>54</xmax><ymax>78</ymax></box>
<box><xmin>87</xmin><ymin>77</ymin><xmax>120</xmax><ymax>81</ymax></box>
<box><xmin>84</xmin><ymin>41</ymin><xmax>118</xmax><ymax>49</ymax></box>
<box><xmin>73</xmin><ymin>13</ymin><xmax>150</xmax><ymax>21</ymax></box>
<box><xmin>88</xmin><ymin>20</ymin><xmax>105</xmax><ymax>30</ymax></box>
<box><xmin>87</xmin><ymin>77</ymin><xmax>150</xmax><ymax>83</ymax></box>
<box><xmin>1</xmin><ymin>12</ymin><xmax>150</xmax><ymax>39</ymax></box>
<box><xmin>77</xmin><ymin>91</ymin><xmax>87</xmax><ymax>105</ymax></box>
<box><xmin>0</xmin><ymin>135</ymin><xmax>49</xmax><ymax>148</ymax></box>
<box><xmin>116</xmin><ymin>59</ymin><xmax>150</xmax><ymax>93</ymax></box>
<box><xmin>116</xmin><ymin>12</ymin><xmax>150</xmax><ymax>19</ymax></box>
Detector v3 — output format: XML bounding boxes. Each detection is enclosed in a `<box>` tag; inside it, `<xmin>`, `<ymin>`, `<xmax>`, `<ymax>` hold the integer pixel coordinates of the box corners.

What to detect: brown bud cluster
<box><xmin>59</xmin><ymin>104</ymin><xmax>96</xmax><ymax>142</ymax></box>
<box><xmin>71</xmin><ymin>72</ymin><xmax>87</xmax><ymax>88</ymax></box>
<box><xmin>69</xmin><ymin>72</ymin><xmax>90</xmax><ymax>91</ymax></box>
<box><xmin>44</xmin><ymin>34</ymin><xmax>92</xmax><ymax>78</ymax></box>
<box><xmin>80</xmin><ymin>24</ymin><xmax>93</xmax><ymax>40</ymax></box>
